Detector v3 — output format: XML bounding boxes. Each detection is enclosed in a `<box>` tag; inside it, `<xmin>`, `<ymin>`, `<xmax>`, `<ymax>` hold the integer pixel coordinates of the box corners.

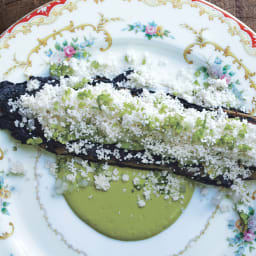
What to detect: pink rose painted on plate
<box><xmin>145</xmin><ymin>25</ymin><xmax>157</xmax><ymax>35</ymax></box>
<box><xmin>243</xmin><ymin>231</ymin><xmax>255</xmax><ymax>242</ymax></box>
<box><xmin>220</xmin><ymin>74</ymin><xmax>231</xmax><ymax>85</ymax></box>
<box><xmin>123</xmin><ymin>21</ymin><xmax>174</xmax><ymax>40</ymax></box>
<box><xmin>64</xmin><ymin>46</ymin><xmax>76</xmax><ymax>58</ymax></box>
<box><xmin>228</xmin><ymin>206</ymin><xmax>256</xmax><ymax>255</ymax></box>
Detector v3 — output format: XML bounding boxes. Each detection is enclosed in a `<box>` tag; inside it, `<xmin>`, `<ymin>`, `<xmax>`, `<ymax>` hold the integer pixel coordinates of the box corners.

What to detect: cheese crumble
<box><xmin>8</xmin><ymin>53</ymin><xmax>256</xmax><ymax>205</ymax></box>
<box><xmin>54</xmin><ymin>157</ymin><xmax>186</xmax><ymax>207</ymax></box>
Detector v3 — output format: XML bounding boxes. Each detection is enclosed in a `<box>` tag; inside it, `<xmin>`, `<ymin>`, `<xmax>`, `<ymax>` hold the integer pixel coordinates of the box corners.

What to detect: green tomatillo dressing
<box><xmin>59</xmin><ymin>163</ymin><xmax>194</xmax><ymax>241</ymax></box>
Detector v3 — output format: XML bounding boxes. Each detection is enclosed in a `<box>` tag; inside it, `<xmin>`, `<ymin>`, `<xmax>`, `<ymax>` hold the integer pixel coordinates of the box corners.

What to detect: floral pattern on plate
<box><xmin>0</xmin><ymin>174</ymin><xmax>11</xmax><ymax>216</ymax></box>
<box><xmin>45</xmin><ymin>37</ymin><xmax>94</xmax><ymax>62</ymax></box>
<box><xmin>228</xmin><ymin>206</ymin><xmax>256</xmax><ymax>256</ymax></box>
<box><xmin>194</xmin><ymin>57</ymin><xmax>244</xmax><ymax>102</ymax></box>
<box><xmin>123</xmin><ymin>21</ymin><xmax>175</xmax><ymax>40</ymax></box>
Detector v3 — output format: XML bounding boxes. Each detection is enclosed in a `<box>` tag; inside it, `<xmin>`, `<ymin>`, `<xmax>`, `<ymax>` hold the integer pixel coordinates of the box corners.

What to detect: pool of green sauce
<box><xmin>61</xmin><ymin>165</ymin><xmax>194</xmax><ymax>241</ymax></box>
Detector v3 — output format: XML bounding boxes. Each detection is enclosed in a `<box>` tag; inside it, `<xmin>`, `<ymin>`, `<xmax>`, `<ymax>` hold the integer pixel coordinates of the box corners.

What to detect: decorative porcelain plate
<box><xmin>0</xmin><ymin>1</ymin><xmax>256</xmax><ymax>256</ymax></box>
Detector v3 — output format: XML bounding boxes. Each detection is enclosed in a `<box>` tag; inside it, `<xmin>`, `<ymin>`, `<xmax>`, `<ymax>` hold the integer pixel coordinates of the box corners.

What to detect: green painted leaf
<box><xmin>2</xmin><ymin>202</ymin><xmax>8</xmax><ymax>207</ymax></box>
<box><xmin>203</xmin><ymin>73</ymin><xmax>209</xmax><ymax>79</ymax></box>
<box><xmin>1</xmin><ymin>207</ymin><xmax>7</xmax><ymax>214</ymax></box>
<box><xmin>240</xmin><ymin>212</ymin><xmax>249</xmax><ymax>225</ymax></box>
<box><xmin>199</xmin><ymin>66</ymin><xmax>208</xmax><ymax>73</ymax></box>
<box><xmin>223</xmin><ymin>64</ymin><xmax>231</xmax><ymax>74</ymax></box>
<box><xmin>70</xmin><ymin>42</ymin><xmax>77</xmax><ymax>49</ymax></box>
<box><xmin>249</xmin><ymin>246</ymin><xmax>255</xmax><ymax>252</ymax></box>
<box><xmin>145</xmin><ymin>34</ymin><xmax>152</xmax><ymax>40</ymax></box>
<box><xmin>228</xmin><ymin>82</ymin><xmax>234</xmax><ymax>89</ymax></box>
<box><xmin>249</xmin><ymin>207</ymin><xmax>255</xmax><ymax>215</ymax></box>
<box><xmin>194</xmin><ymin>70</ymin><xmax>201</xmax><ymax>77</ymax></box>
<box><xmin>128</xmin><ymin>25</ymin><xmax>134</xmax><ymax>31</ymax></box>
<box><xmin>55</xmin><ymin>43</ymin><xmax>62</xmax><ymax>51</ymax></box>
<box><xmin>73</xmin><ymin>53</ymin><xmax>79</xmax><ymax>58</ymax></box>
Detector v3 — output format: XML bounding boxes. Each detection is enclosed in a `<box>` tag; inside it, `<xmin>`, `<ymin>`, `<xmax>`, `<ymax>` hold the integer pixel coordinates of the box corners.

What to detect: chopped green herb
<box><xmin>238</xmin><ymin>144</ymin><xmax>252</xmax><ymax>152</ymax></box>
<box><xmin>72</xmin><ymin>78</ymin><xmax>89</xmax><ymax>90</ymax></box>
<box><xmin>124</xmin><ymin>55</ymin><xmax>129</xmax><ymax>63</ymax></box>
<box><xmin>96</xmin><ymin>93</ymin><xmax>113</xmax><ymax>109</ymax></box>
<box><xmin>49</xmin><ymin>64</ymin><xmax>74</xmax><ymax>77</ymax></box>
<box><xmin>90</xmin><ymin>61</ymin><xmax>100</xmax><ymax>69</ymax></box>
<box><xmin>26</xmin><ymin>137</ymin><xmax>43</xmax><ymax>146</ymax></box>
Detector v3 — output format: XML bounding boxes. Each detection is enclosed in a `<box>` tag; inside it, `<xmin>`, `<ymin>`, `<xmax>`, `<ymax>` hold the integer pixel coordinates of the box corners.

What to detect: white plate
<box><xmin>0</xmin><ymin>1</ymin><xmax>256</xmax><ymax>256</ymax></box>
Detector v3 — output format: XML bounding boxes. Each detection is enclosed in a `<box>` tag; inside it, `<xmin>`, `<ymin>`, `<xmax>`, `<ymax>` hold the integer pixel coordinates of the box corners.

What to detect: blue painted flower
<box><xmin>237</xmin><ymin>246</ymin><xmax>245</xmax><ymax>254</ymax></box>
<box><xmin>148</xmin><ymin>21</ymin><xmax>157</xmax><ymax>27</ymax></box>
<box><xmin>231</xmin><ymin>84</ymin><xmax>243</xmax><ymax>101</ymax></box>
<box><xmin>234</xmin><ymin>234</ymin><xmax>242</xmax><ymax>243</ymax></box>
<box><xmin>0</xmin><ymin>177</ymin><xmax>4</xmax><ymax>187</ymax></box>
<box><xmin>86</xmin><ymin>40</ymin><xmax>94</xmax><ymax>47</ymax></box>
<box><xmin>228</xmin><ymin>219</ymin><xmax>235</xmax><ymax>229</ymax></box>
<box><xmin>214</xmin><ymin>57</ymin><xmax>222</xmax><ymax>65</ymax></box>
<box><xmin>235</xmin><ymin>250</ymin><xmax>242</xmax><ymax>256</ymax></box>
<box><xmin>123</xmin><ymin>21</ymin><xmax>174</xmax><ymax>40</ymax></box>
<box><xmin>79</xmin><ymin>42</ymin><xmax>87</xmax><ymax>49</ymax></box>
<box><xmin>80</xmin><ymin>39</ymin><xmax>93</xmax><ymax>48</ymax></box>
<box><xmin>228</xmin><ymin>206</ymin><xmax>256</xmax><ymax>255</ymax></box>
<box><xmin>207</xmin><ymin>64</ymin><xmax>223</xmax><ymax>79</ymax></box>
<box><xmin>45</xmin><ymin>49</ymin><xmax>53</xmax><ymax>57</ymax></box>
<box><xmin>133</xmin><ymin>22</ymin><xmax>144</xmax><ymax>33</ymax></box>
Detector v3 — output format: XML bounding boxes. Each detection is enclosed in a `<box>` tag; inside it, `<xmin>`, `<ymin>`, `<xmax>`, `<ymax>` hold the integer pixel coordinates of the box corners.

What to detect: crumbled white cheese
<box><xmin>94</xmin><ymin>174</ymin><xmax>111</xmax><ymax>191</ymax></box>
<box><xmin>122</xmin><ymin>174</ymin><xmax>129</xmax><ymax>182</ymax></box>
<box><xmin>45</xmin><ymin>161</ymin><xmax>58</xmax><ymax>176</ymax></box>
<box><xmin>11</xmin><ymin>53</ymin><xmax>255</xmax><ymax>204</ymax></box>
<box><xmin>66</xmin><ymin>173</ymin><xmax>76</xmax><ymax>183</ymax></box>
<box><xmin>26</xmin><ymin>79</ymin><xmax>40</xmax><ymax>92</ymax></box>
<box><xmin>133</xmin><ymin>177</ymin><xmax>140</xmax><ymax>185</ymax></box>
<box><xmin>208</xmin><ymin>78</ymin><xmax>228</xmax><ymax>90</ymax></box>
<box><xmin>137</xmin><ymin>199</ymin><xmax>146</xmax><ymax>208</ymax></box>
<box><xmin>113</xmin><ymin>168</ymin><xmax>119</xmax><ymax>176</ymax></box>
<box><xmin>55</xmin><ymin>179</ymin><xmax>69</xmax><ymax>195</ymax></box>
<box><xmin>143</xmin><ymin>190</ymin><xmax>151</xmax><ymax>200</ymax></box>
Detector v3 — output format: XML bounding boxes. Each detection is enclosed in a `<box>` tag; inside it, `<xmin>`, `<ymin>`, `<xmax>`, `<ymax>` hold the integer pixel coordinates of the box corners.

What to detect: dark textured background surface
<box><xmin>0</xmin><ymin>0</ymin><xmax>255</xmax><ymax>34</ymax></box>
